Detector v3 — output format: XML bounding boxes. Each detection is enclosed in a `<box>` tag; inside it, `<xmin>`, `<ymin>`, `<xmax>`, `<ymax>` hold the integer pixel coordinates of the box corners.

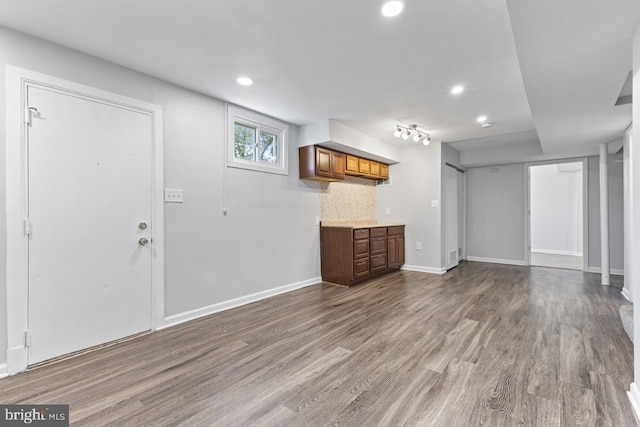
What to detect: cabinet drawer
<box><xmin>388</xmin><ymin>226</ymin><xmax>404</xmax><ymax>236</ymax></box>
<box><xmin>370</xmin><ymin>237</ymin><xmax>387</xmax><ymax>255</ymax></box>
<box><xmin>370</xmin><ymin>253</ymin><xmax>387</xmax><ymax>270</ymax></box>
<box><xmin>353</xmin><ymin>258</ymin><xmax>370</xmax><ymax>278</ymax></box>
<box><xmin>370</xmin><ymin>227</ymin><xmax>387</xmax><ymax>237</ymax></box>
<box><xmin>354</xmin><ymin>228</ymin><xmax>369</xmax><ymax>240</ymax></box>
<box><xmin>354</xmin><ymin>239</ymin><xmax>369</xmax><ymax>259</ymax></box>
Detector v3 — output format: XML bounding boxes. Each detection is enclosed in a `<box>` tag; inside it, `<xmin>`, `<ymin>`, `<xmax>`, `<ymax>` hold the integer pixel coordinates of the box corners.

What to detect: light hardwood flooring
<box><xmin>0</xmin><ymin>261</ymin><xmax>635</xmax><ymax>426</ymax></box>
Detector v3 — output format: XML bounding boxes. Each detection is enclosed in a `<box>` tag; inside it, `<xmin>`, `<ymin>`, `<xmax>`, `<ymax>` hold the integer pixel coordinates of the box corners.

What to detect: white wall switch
<box><xmin>315</xmin><ymin>216</ymin><xmax>320</xmax><ymax>226</ymax></box>
<box><xmin>385</xmin><ymin>207</ymin><xmax>391</xmax><ymax>215</ymax></box>
<box><xmin>431</xmin><ymin>200</ymin><xmax>439</xmax><ymax>208</ymax></box>
<box><xmin>416</xmin><ymin>242</ymin><xmax>422</xmax><ymax>250</ymax></box>
<box><xmin>164</xmin><ymin>188</ymin><xmax>184</xmax><ymax>203</ymax></box>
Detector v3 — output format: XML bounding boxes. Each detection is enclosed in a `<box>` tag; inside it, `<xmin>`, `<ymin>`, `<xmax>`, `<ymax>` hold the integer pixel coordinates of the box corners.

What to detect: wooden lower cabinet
<box><xmin>320</xmin><ymin>225</ymin><xmax>405</xmax><ymax>286</ymax></box>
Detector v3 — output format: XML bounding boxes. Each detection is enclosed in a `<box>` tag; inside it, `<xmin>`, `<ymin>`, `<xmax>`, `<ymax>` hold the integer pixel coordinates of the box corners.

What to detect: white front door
<box><xmin>27</xmin><ymin>85</ymin><xmax>153</xmax><ymax>365</ymax></box>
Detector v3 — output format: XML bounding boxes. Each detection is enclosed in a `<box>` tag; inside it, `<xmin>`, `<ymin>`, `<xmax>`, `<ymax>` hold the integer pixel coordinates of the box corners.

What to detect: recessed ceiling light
<box><xmin>381</xmin><ymin>1</ymin><xmax>404</xmax><ymax>17</ymax></box>
<box><xmin>236</xmin><ymin>77</ymin><xmax>254</xmax><ymax>86</ymax></box>
<box><xmin>451</xmin><ymin>85</ymin><xmax>464</xmax><ymax>95</ymax></box>
<box><xmin>477</xmin><ymin>115</ymin><xmax>487</xmax><ymax>123</ymax></box>
<box><xmin>481</xmin><ymin>123</ymin><xmax>493</xmax><ymax>128</ymax></box>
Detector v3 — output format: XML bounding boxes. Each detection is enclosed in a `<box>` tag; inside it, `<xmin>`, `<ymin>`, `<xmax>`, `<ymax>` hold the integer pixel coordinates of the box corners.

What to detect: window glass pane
<box><xmin>234</xmin><ymin>123</ymin><xmax>256</xmax><ymax>160</ymax></box>
<box><xmin>259</xmin><ymin>131</ymin><xmax>278</xmax><ymax>163</ymax></box>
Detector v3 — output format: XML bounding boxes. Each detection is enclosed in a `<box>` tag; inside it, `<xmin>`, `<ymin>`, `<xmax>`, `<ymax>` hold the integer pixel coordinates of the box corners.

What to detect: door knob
<box><xmin>139</xmin><ymin>237</ymin><xmax>149</xmax><ymax>246</ymax></box>
<box><xmin>138</xmin><ymin>222</ymin><xmax>148</xmax><ymax>230</ymax></box>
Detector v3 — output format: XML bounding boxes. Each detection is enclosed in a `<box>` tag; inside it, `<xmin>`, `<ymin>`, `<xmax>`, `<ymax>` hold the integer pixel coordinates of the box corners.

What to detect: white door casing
<box><xmin>6</xmin><ymin>66</ymin><xmax>164</xmax><ymax>373</ymax></box>
<box><xmin>444</xmin><ymin>165</ymin><xmax>459</xmax><ymax>270</ymax></box>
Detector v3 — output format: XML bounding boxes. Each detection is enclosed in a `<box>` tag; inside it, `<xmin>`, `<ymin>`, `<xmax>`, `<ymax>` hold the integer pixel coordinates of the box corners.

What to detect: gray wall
<box><xmin>376</xmin><ymin>142</ymin><xmax>443</xmax><ymax>270</ymax></box>
<box><xmin>466</xmin><ymin>157</ymin><xmax>624</xmax><ymax>271</ymax></box>
<box><xmin>0</xmin><ymin>26</ymin><xmax>322</xmax><ymax>364</ymax></box>
<box><xmin>588</xmin><ymin>154</ymin><xmax>625</xmax><ymax>271</ymax></box>
<box><xmin>466</xmin><ymin>164</ymin><xmax>527</xmax><ymax>263</ymax></box>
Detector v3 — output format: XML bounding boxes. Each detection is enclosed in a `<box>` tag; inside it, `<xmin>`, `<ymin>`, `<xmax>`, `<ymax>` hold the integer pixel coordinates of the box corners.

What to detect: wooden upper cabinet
<box><xmin>299</xmin><ymin>146</ymin><xmax>346</xmax><ymax>181</ymax></box>
<box><xmin>315</xmin><ymin>147</ymin><xmax>333</xmax><ymax>178</ymax></box>
<box><xmin>300</xmin><ymin>145</ymin><xmax>390</xmax><ymax>182</ymax></box>
<box><xmin>346</xmin><ymin>155</ymin><xmax>359</xmax><ymax>174</ymax></box>
<box><xmin>370</xmin><ymin>161</ymin><xmax>380</xmax><ymax>177</ymax></box>
<box><xmin>332</xmin><ymin>151</ymin><xmax>346</xmax><ymax>180</ymax></box>
<box><xmin>359</xmin><ymin>158</ymin><xmax>370</xmax><ymax>175</ymax></box>
<box><xmin>380</xmin><ymin>164</ymin><xmax>389</xmax><ymax>179</ymax></box>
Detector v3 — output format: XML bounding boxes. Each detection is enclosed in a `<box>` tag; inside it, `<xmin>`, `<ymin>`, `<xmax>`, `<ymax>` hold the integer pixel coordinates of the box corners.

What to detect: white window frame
<box><xmin>227</xmin><ymin>104</ymin><xmax>289</xmax><ymax>175</ymax></box>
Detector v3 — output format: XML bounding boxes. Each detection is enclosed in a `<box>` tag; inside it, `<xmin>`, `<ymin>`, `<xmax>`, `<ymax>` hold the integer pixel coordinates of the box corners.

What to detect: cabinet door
<box><xmin>346</xmin><ymin>155</ymin><xmax>359</xmax><ymax>174</ymax></box>
<box><xmin>398</xmin><ymin>235</ymin><xmax>405</xmax><ymax>265</ymax></box>
<box><xmin>380</xmin><ymin>164</ymin><xmax>389</xmax><ymax>179</ymax></box>
<box><xmin>332</xmin><ymin>152</ymin><xmax>346</xmax><ymax>179</ymax></box>
<box><xmin>359</xmin><ymin>158</ymin><xmax>370</xmax><ymax>175</ymax></box>
<box><xmin>388</xmin><ymin>236</ymin><xmax>398</xmax><ymax>266</ymax></box>
<box><xmin>316</xmin><ymin>147</ymin><xmax>332</xmax><ymax>178</ymax></box>
<box><xmin>370</xmin><ymin>161</ymin><xmax>380</xmax><ymax>177</ymax></box>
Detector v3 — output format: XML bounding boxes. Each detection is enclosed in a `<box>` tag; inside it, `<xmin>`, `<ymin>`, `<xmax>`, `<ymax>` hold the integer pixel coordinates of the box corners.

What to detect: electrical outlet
<box><xmin>431</xmin><ymin>200</ymin><xmax>439</xmax><ymax>208</ymax></box>
<box><xmin>385</xmin><ymin>208</ymin><xmax>391</xmax><ymax>215</ymax></box>
<box><xmin>164</xmin><ymin>188</ymin><xmax>184</xmax><ymax>203</ymax></box>
<box><xmin>416</xmin><ymin>242</ymin><xmax>422</xmax><ymax>250</ymax></box>
<box><xmin>489</xmin><ymin>168</ymin><xmax>499</xmax><ymax>173</ymax></box>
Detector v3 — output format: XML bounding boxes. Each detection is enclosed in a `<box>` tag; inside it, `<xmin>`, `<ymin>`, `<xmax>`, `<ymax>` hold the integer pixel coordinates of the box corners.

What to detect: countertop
<box><xmin>321</xmin><ymin>221</ymin><xmax>405</xmax><ymax>229</ymax></box>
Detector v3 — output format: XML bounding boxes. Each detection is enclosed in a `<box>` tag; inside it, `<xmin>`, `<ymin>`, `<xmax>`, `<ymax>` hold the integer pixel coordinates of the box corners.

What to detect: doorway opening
<box><xmin>528</xmin><ymin>160</ymin><xmax>587</xmax><ymax>271</ymax></box>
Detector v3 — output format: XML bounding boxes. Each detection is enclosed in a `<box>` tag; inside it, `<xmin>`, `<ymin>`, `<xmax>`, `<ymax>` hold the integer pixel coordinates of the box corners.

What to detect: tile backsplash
<box><xmin>320</xmin><ymin>176</ymin><xmax>376</xmax><ymax>223</ymax></box>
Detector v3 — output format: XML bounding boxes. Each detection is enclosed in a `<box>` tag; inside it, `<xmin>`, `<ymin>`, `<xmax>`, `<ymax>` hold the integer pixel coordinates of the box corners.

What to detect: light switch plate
<box><xmin>385</xmin><ymin>208</ymin><xmax>391</xmax><ymax>215</ymax></box>
<box><xmin>416</xmin><ymin>242</ymin><xmax>422</xmax><ymax>250</ymax></box>
<box><xmin>164</xmin><ymin>188</ymin><xmax>184</xmax><ymax>203</ymax></box>
<box><xmin>431</xmin><ymin>200</ymin><xmax>439</xmax><ymax>208</ymax></box>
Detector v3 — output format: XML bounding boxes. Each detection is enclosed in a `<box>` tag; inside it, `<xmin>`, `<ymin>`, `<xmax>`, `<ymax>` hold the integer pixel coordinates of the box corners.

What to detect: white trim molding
<box><xmin>5</xmin><ymin>66</ymin><xmax>165</xmax><ymax>374</ymax></box>
<box><xmin>401</xmin><ymin>265</ymin><xmax>447</xmax><ymax>275</ymax></box>
<box><xmin>628</xmin><ymin>383</ymin><xmax>640</xmax><ymax>422</ymax></box>
<box><xmin>466</xmin><ymin>256</ymin><xmax>527</xmax><ymax>266</ymax></box>
<box><xmin>0</xmin><ymin>363</ymin><xmax>8</xmax><ymax>379</ymax></box>
<box><xmin>588</xmin><ymin>267</ymin><xmax>624</xmax><ymax>276</ymax></box>
<box><xmin>622</xmin><ymin>287</ymin><xmax>633</xmax><ymax>302</ymax></box>
<box><xmin>160</xmin><ymin>277</ymin><xmax>322</xmax><ymax>330</ymax></box>
<box><xmin>530</xmin><ymin>249</ymin><xmax>583</xmax><ymax>257</ymax></box>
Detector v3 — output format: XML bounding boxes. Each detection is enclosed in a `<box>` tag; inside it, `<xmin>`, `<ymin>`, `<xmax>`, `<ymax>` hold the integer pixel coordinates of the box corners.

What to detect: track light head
<box><xmin>422</xmin><ymin>134</ymin><xmax>431</xmax><ymax>146</ymax></box>
<box><xmin>401</xmin><ymin>129</ymin><xmax>410</xmax><ymax>140</ymax></box>
<box><xmin>413</xmin><ymin>132</ymin><xmax>421</xmax><ymax>142</ymax></box>
<box><xmin>393</xmin><ymin>126</ymin><xmax>402</xmax><ymax>138</ymax></box>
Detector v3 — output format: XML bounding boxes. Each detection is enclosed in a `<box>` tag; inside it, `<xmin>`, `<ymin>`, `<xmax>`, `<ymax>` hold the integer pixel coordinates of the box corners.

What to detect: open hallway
<box><xmin>0</xmin><ymin>262</ymin><xmax>634</xmax><ymax>426</ymax></box>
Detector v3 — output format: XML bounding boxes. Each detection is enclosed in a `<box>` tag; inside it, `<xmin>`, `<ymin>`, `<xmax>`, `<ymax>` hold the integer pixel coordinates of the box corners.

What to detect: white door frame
<box><xmin>5</xmin><ymin>66</ymin><xmax>165</xmax><ymax>374</ymax></box>
<box><xmin>524</xmin><ymin>157</ymin><xmax>589</xmax><ymax>271</ymax></box>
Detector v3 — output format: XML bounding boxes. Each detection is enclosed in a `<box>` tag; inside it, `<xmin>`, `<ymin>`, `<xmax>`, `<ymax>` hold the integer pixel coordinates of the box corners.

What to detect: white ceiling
<box><xmin>506</xmin><ymin>0</ymin><xmax>639</xmax><ymax>154</ymax></box>
<box><xmin>0</xmin><ymin>0</ymin><xmax>637</xmax><ymax>158</ymax></box>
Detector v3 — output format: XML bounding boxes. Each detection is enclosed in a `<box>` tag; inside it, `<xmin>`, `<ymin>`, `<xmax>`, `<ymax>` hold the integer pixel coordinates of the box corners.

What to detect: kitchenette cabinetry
<box><xmin>320</xmin><ymin>224</ymin><xmax>405</xmax><ymax>286</ymax></box>
<box><xmin>299</xmin><ymin>145</ymin><xmax>389</xmax><ymax>181</ymax></box>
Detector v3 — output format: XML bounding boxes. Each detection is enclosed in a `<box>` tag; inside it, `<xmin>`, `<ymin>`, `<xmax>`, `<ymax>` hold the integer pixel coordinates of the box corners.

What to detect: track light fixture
<box><xmin>393</xmin><ymin>124</ymin><xmax>431</xmax><ymax>145</ymax></box>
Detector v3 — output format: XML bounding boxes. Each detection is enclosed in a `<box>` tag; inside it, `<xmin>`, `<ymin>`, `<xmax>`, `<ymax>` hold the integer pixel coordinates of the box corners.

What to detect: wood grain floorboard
<box><xmin>0</xmin><ymin>261</ymin><xmax>635</xmax><ymax>426</ymax></box>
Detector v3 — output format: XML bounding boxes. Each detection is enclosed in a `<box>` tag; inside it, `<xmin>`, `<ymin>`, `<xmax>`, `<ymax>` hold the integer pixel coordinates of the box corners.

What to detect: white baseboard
<box><xmin>0</xmin><ymin>363</ymin><xmax>7</xmax><ymax>379</ymax></box>
<box><xmin>401</xmin><ymin>265</ymin><xmax>446</xmax><ymax>275</ymax></box>
<box><xmin>160</xmin><ymin>276</ymin><xmax>322</xmax><ymax>330</ymax></box>
<box><xmin>466</xmin><ymin>256</ymin><xmax>527</xmax><ymax>266</ymax></box>
<box><xmin>622</xmin><ymin>287</ymin><xmax>633</xmax><ymax>302</ymax></box>
<box><xmin>530</xmin><ymin>249</ymin><xmax>583</xmax><ymax>257</ymax></box>
<box><xmin>628</xmin><ymin>383</ymin><xmax>640</xmax><ymax>422</ymax></box>
<box><xmin>588</xmin><ymin>267</ymin><xmax>625</xmax><ymax>276</ymax></box>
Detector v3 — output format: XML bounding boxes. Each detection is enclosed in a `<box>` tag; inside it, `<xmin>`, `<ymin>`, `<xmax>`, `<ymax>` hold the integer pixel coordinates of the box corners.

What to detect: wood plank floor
<box><xmin>0</xmin><ymin>261</ymin><xmax>636</xmax><ymax>426</ymax></box>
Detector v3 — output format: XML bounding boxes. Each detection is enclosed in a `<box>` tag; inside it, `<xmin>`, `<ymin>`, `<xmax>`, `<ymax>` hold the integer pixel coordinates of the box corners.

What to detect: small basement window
<box><xmin>227</xmin><ymin>105</ymin><xmax>289</xmax><ymax>175</ymax></box>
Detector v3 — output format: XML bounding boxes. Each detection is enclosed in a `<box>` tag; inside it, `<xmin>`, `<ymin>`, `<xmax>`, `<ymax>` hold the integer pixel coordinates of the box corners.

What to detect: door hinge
<box><xmin>24</xmin><ymin>219</ymin><xmax>32</xmax><ymax>236</ymax></box>
<box><xmin>25</xmin><ymin>330</ymin><xmax>31</xmax><ymax>348</ymax></box>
